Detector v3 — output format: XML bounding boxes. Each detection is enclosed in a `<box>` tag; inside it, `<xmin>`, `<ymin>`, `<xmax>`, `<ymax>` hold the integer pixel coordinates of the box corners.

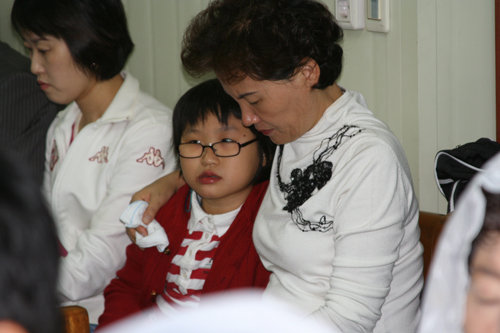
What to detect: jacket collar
<box><xmin>56</xmin><ymin>71</ymin><xmax>139</xmax><ymax>126</ymax></box>
<box><xmin>188</xmin><ymin>191</ymin><xmax>240</xmax><ymax>236</ymax></box>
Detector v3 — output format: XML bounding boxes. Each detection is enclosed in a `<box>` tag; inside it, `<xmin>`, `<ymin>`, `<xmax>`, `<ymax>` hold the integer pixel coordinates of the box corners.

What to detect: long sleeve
<box><xmin>98</xmin><ymin>187</ymin><xmax>189</xmax><ymax>329</ymax></box>
<box><xmin>254</xmin><ymin>90</ymin><xmax>422</xmax><ymax>333</ymax></box>
<box><xmin>98</xmin><ymin>243</ymin><xmax>146</xmax><ymax>329</ymax></box>
<box><xmin>42</xmin><ymin>72</ymin><xmax>176</xmax><ymax>323</ymax></box>
<box><xmin>310</xmin><ymin>137</ymin><xmax>420</xmax><ymax>332</ymax></box>
<box><xmin>56</xmin><ymin>120</ymin><xmax>176</xmax><ymax>303</ymax></box>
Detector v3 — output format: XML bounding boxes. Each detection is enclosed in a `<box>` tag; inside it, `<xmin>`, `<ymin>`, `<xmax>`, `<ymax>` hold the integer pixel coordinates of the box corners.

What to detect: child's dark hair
<box><xmin>11</xmin><ymin>0</ymin><xmax>134</xmax><ymax>81</ymax></box>
<box><xmin>468</xmin><ymin>189</ymin><xmax>500</xmax><ymax>269</ymax></box>
<box><xmin>172</xmin><ymin>79</ymin><xmax>275</xmax><ymax>183</ymax></box>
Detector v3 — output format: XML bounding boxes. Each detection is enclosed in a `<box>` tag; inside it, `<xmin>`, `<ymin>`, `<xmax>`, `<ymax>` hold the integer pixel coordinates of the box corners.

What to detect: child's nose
<box><xmin>201</xmin><ymin>146</ymin><xmax>219</xmax><ymax>165</ymax></box>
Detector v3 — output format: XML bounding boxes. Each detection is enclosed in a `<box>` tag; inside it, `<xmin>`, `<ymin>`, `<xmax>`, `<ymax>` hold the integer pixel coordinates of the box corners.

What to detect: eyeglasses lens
<box><xmin>179</xmin><ymin>142</ymin><xmax>240</xmax><ymax>158</ymax></box>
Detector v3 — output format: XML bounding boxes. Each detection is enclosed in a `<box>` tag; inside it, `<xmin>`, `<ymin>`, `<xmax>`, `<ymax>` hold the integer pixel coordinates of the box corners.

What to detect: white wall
<box><xmin>417</xmin><ymin>0</ymin><xmax>496</xmax><ymax>213</ymax></box>
<box><xmin>121</xmin><ymin>0</ymin><xmax>213</xmax><ymax>110</ymax></box>
<box><xmin>0</xmin><ymin>0</ymin><xmax>495</xmax><ymax>214</ymax></box>
<box><xmin>0</xmin><ymin>0</ymin><xmax>22</xmax><ymax>49</ymax></box>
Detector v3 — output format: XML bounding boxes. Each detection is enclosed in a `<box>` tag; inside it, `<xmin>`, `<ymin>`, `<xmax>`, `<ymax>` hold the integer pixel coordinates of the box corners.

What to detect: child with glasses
<box><xmin>97</xmin><ymin>79</ymin><xmax>275</xmax><ymax>329</ymax></box>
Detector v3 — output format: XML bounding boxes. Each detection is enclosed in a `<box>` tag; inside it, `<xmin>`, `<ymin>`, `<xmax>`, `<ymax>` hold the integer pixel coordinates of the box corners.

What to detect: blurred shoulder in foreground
<box><xmin>100</xmin><ymin>290</ymin><xmax>335</xmax><ymax>333</ymax></box>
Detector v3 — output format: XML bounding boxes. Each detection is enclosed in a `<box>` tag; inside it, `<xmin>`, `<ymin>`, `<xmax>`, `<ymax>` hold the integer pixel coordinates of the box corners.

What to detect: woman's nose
<box><xmin>240</xmin><ymin>106</ymin><xmax>261</xmax><ymax>127</ymax></box>
<box><xmin>30</xmin><ymin>52</ymin><xmax>44</xmax><ymax>76</ymax></box>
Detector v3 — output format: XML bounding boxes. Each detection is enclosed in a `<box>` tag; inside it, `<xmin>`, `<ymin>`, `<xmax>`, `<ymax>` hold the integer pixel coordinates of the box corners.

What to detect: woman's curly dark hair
<box><xmin>181</xmin><ymin>0</ymin><xmax>344</xmax><ymax>89</ymax></box>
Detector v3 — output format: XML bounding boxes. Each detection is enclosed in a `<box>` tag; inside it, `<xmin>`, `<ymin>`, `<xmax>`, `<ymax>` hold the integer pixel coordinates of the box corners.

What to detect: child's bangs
<box><xmin>187</xmin><ymin>102</ymin><xmax>238</xmax><ymax>129</ymax></box>
<box><xmin>180</xmin><ymin>79</ymin><xmax>242</xmax><ymax>129</ymax></box>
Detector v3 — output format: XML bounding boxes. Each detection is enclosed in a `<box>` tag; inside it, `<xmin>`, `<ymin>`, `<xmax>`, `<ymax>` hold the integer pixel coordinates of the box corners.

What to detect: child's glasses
<box><xmin>179</xmin><ymin>138</ymin><xmax>257</xmax><ymax>158</ymax></box>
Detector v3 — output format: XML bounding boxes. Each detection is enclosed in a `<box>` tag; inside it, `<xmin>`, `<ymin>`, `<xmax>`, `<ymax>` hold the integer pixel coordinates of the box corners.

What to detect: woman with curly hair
<box><xmin>131</xmin><ymin>1</ymin><xmax>422</xmax><ymax>331</ymax></box>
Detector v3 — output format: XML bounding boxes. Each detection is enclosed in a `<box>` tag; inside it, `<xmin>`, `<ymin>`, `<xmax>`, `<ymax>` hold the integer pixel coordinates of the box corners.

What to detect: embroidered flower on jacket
<box><xmin>277</xmin><ymin>125</ymin><xmax>364</xmax><ymax>232</ymax></box>
<box><xmin>136</xmin><ymin>147</ymin><xmax>165</xmax><ymax>169</ymax></box>
<box><xmin>89</xmin><ymin>146</ymin><xmax>109</xmax><ymax>163</ymax></box>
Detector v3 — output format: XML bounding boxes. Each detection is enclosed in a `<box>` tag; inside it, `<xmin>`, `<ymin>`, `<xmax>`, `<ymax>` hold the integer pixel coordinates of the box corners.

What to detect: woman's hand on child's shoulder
<box><xmin>127</xmin><ymin>170</ymin><xmax>184</xmax><ymax>244</ymax></box>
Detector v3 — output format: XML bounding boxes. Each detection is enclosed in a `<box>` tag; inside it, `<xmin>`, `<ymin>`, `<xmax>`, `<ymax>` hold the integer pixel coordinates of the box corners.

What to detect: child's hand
<box><xmin>127</xmin><ymin>170</ymin><xmax>184</xmax><ymax>244</ymax></box>
<box><xmin>126</xmin><ymin>226</ymin><xmax>148</xmax><ymax>244</ymax></box>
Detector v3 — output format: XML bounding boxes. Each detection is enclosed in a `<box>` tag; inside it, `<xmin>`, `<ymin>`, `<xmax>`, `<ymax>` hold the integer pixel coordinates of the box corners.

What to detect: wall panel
<box><xmin>418</xmin><ymin>0</ymin><xmax>495</xmax><ymax>212</ymax></box>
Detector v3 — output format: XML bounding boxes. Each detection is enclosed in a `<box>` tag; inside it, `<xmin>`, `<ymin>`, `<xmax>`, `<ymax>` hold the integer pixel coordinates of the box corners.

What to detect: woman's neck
<box><xmin>313</xmin><ymin>82</ymin><xmax>344</xmax><ymax>116</ymax></box>
<box><xmin>76</xmin><ymin>74</ymin><xmax>124</xmax><ymax>131</ymax></box>
<box><xmin>302</xmin><ymin>82</ymin><xmax>344</xmax><ymax>133</ymax></box>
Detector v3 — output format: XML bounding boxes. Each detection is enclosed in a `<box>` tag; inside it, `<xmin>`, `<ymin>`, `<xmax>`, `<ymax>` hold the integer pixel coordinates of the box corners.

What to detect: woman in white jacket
<box><xmin>11</xmin><ymin>0</ymin><xmax>176</xmax><ymax>327</ymax></box>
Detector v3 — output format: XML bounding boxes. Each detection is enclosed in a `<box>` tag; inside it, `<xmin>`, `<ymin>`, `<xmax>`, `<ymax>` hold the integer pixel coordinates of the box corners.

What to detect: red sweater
<box><xmin>98</xmin><ymin>182</ymin><xmax>271</xmax><ymax>329</ymax></box>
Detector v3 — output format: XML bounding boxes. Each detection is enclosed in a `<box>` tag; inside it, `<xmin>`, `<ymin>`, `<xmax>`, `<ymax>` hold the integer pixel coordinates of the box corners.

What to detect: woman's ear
<box><xmin>300</xmin><ymin>58</ymin><xmax>320</xmax><ymax>89</ymax></box>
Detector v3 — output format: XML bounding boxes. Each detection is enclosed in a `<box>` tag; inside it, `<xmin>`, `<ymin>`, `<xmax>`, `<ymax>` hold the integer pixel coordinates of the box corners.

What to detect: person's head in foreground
<box><xmin>465</xmin><ymin>188</ymin><xmax>500</xmax><ymax>332</ymax></box>
<box><xmin>0</xmin><ymin>148</ymin><xmax>60</xmax><ymax>333</ymax></box>
<box><xmin>172</xmin><ymin>78</ymin><xmax>274</xmax><ymax>213</ymax></box>
<box><xmin>11</xmin><ymin>0</ymin><xmax>133</xmax><ymax>105</ymax></box>
<box><xmin>419</xmin><ymin>152</ymin><xmax>500</xmax><ymax>333</ymax></box>
<box><xmin>181</xmin><ymin>0</ymin><xmax>344</xmax><ymax>145</ymax></box>
<box><xmin>99</xmin><ymin>291</ymin><xmax>335</xmax><ymax>333</ymax></box>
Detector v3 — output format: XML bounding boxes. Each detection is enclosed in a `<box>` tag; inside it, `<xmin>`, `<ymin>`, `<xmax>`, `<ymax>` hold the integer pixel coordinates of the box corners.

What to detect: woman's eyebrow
<box><xmin>237</xmin><ymin>91</ymin><xmax>257</xmax><ymax>99</ymax></box>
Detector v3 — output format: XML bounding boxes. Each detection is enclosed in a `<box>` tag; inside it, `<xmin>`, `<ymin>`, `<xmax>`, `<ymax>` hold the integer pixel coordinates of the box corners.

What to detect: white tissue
<box><xmin>120</xmin><ymin>201</ymin><xmax>169</xmax><ymax>252</ymax></box>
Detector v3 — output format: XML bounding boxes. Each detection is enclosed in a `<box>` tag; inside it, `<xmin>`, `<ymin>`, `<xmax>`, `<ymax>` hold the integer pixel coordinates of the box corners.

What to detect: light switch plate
<box><xmin>334</xmin><ymin>0</ymin><xmax>365</xmax><ymax>30</ymax></box>
<box><xmin>365</xmin><ymin>0</ymin><xmax>390</xmax><ymax>33</ymax></box>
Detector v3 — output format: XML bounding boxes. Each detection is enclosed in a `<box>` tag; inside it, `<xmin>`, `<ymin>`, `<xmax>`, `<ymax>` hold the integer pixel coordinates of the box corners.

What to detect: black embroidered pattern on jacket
<box><xmin>276</xmin><ymin>125</ymin><xmax>363</xmax><ymax>232</ymax></box>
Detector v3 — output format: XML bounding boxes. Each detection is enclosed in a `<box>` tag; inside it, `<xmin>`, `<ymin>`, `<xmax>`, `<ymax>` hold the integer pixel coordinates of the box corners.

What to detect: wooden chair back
<box><xmin>61</xmin><ymin>306</ymin><xmax>90</xmax><ymax>333</ymax></box>
<box><xmin>418</xmin><ymin>211</ymin><xmax>449</xmax><ymax>280</ymax></box>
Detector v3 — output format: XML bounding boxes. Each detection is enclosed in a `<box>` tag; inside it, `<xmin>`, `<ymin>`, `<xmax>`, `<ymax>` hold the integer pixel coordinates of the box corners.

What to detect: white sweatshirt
<box><xmin>43</xmin><ymin>72</ymin><xmax>177</xmax><ymax>323</ymax></box>
<box><xmin>254</xmin><ymin>90</ymin><xmax>422</xmax><ymax>332</ymax></box>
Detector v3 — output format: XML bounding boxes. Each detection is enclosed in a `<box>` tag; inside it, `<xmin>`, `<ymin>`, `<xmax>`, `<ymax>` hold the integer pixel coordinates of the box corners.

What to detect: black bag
<box><xmin>435</xmin><ymin>138</ymin><xmax>500</xmax><ymax>212</ymax></box>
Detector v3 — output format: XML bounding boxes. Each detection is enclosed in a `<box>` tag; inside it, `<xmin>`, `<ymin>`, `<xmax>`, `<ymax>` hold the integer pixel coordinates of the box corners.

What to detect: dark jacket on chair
<box><xmin>0</xmin><ymin>41</ymin><xmax>59</xmax><ymax>185</ymax></box>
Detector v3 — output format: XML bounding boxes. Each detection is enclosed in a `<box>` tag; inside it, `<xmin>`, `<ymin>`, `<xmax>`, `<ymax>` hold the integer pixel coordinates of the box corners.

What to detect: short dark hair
<box><xmin>181</xmin><ymin>0</ymin><xmax>343</xmax><ymax>89</ymax></box>
<box><xmin>172</xmin><ymin>79</ymin><xmax>275</xmax><ymax>183</ymax></box>
<box><xmin>11</xmin><ymin>0</ymin><xmax>134</xmax><ymax>81</ymax></box>
<box><xmin>0</xmin><ymin>148</ymin><xmax>61</xmax><ymax>333</ymax></box>
<box><xmin>468</xmin><ymin>189</ymin><xmax>500</xmax><ymax>269</ymax></box>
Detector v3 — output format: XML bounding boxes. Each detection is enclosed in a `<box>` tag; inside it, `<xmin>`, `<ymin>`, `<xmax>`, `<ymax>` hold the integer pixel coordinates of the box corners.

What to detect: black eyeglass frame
<box><xmin>178</xmin><ymin>138</ymin><xmax>258</xmax><ymax>158</ymax></box>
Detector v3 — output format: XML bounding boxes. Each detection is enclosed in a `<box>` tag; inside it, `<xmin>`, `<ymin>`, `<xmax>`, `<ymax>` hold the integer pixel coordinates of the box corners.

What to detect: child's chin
<box><xmin>190</xmin><ymin>185</ymin><xmax>219</xmax><ymax>198</ymax></box>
